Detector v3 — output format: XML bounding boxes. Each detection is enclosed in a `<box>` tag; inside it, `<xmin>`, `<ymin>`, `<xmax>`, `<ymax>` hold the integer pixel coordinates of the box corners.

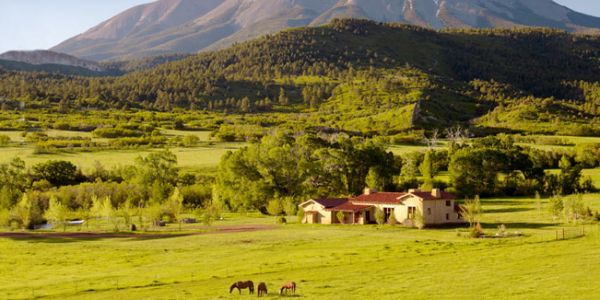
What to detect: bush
<box><xmin>336</xmin><ymin>211</ymin><xmax>345</xmax><ymax>224</ymax></box>
<box><xmin>0</xmin><ymin>134</ymin><xmax>10</xmax><ymax>146</ymax></box>
<box><xmin>267</xmin><ymin>199</ymin><xmax>283</xmax><ymax>216</ymax></box>
<box><xmin>375</xmin><ymin>208</ymin><xmax>385</xmax><ymax>225</ymax></box>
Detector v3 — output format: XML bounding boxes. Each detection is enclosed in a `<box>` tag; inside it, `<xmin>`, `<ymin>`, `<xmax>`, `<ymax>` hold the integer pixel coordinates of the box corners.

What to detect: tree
<box><xmin>548</xmin><ymin>195</ymin><xmax>564</xmax><ymax>220</ymax></box>
<box><xmin>135</xmin><ymin>150</ymin><xmax>178</xmax><ymax>202</ymax></box>
<box><xmin>563</xmin><ymin>194</ymin><xmax>585</xmax><ymax>224</ymax></box>
<box><xmin>336</xmin><ymin>211</ymin><xmax>345</xmax><ymax>224</ymax></box>
<box><xmin>419</xmin><ymin>151</ymin><xmax>435</xmax><ymax>191</ymax></box>
<box><xmin>32</xmin><ymin>160</ymin><xmax>79</xmax><ymax>187</ymax></box>
<box><xmin>0</xmin><ymin>157</ymin><xmax>27</xmax><ymax>209</ymax></box>
<box><xmin>167</xmin><ymin>188</ymin><xmax>185</xmax><ymax>230</ymax></box>
<box><xmin>459</xmin><ymin>196</ymin><xmax>483</xmax><ymax>237</ymax></box>
<box><xmin>412</xmin><ymin>208</ymin><xmax>424</xmax><ymax>229</ymax></box>
<box><xmin>399</xmin><ymin>153</ymin><xmax>419</xmax><ymax>190</ymax></box>
<box><xmin>365</xmin><ymin>167</ymin><xmax>385</xmax><ymax>191</ymax></box>
<box><xmin>558</xmin><ymin>156</ymin><xmax>583</xmax><ymax>195</ymax></box>
<box><xmin>278</xmin><ymin>88</ymin><xmax>289</xmax><ymax>106</ymax></box>
<box><xmin>11</xmin><ymin>194</ymin><xmax>36</xmax><ymax>230</ymax></box>
<box><xmin>45</xmin><ymin>196</ymin><xmax>70</xmax><ymax>232</ymax></box>
<box><xmin>375</xmin><ymin>208</ymin><xmax>385</xmax><ymax>226</ymax></box>
<box><xmin>267</xmin><ymin>199</ymin><xmax>283</xmax><ymax>216</ymax></box>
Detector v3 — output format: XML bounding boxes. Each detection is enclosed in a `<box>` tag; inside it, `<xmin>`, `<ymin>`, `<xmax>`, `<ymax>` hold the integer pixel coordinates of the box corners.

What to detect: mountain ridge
<box><xmin>52</xmin><ymin>0</ymin><xmax>600</xmax><ymax>61</ymax></box>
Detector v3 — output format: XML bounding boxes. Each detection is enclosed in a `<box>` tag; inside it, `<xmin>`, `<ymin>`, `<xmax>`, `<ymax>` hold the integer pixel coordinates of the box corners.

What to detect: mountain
<box><xmin>0</xmin><ymin>50</ymin><xmax>104</xmax><ymax>71</ymax></box>
<box><xmin>52</xmin><ymin>0</ymin><xmax>600</xmax><ymax>61</ymax></box>
<box><xmin>0</xmin><ymin>50</ymin><xmax>114</xmax><ymax>76</ymax></box>
<box><xmin>5</xmin><ymin>20</ymin><xmax>600</xmax><ymax>136</ymax></box>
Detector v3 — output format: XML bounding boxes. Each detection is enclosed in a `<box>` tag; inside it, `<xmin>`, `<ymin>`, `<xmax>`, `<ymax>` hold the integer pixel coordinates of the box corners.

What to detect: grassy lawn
<box><xmin>2</xmin><ymin>195</ymin><xmax>600</xmax><ymax>299</ymax></box>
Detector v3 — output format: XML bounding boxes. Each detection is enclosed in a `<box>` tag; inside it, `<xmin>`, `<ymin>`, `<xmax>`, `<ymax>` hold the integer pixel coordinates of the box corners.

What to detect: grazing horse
<box><xmin>280</xmin><ymin>282</ymin><xmax>296</xmax><ymax>295</ymax></box>
<box><xmin>257</xmin><ymin>282</ymin><xmax>268</xmax><ymax>297</ymax></box>
<box><xmin>230</xmin><ymin>281</ymin><xmax>254</xmax><ymax>294</ymax></box>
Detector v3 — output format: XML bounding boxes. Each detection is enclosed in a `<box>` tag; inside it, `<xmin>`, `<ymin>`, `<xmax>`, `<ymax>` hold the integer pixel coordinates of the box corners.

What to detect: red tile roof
<box><xmin>410</xmin><ymin>191</ymin><xmax>456</xmax><ymax>200</ymax></box>
<box><xmin>328</xmin><ymin>202</ymin><xmax>372</xmax><ymax>212</ymax></box>
<box><xmin>351</xmin><ymin>192</ymin><xmax>406</xmax><ymax>204</ymax></box>
<box><xmin>311</xmin><ymin>198</ymin><xmax>349</xmax><ymax>208</ymax></box>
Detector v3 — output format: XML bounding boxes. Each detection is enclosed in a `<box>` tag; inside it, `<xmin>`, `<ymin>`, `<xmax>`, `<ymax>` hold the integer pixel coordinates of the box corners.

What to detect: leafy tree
<box><xmin>32</xmin><ymin>160</ymin><xmax>79</xmax><ymax>187</ymax></box>
<box><xmin>0</xmin><ymin>157</ymin><xmax>27</xmax><ymax>209</ymax></box>
<box><xmin>166</xmin><ymin>188</ymin><xmax>185</xmax><ymax>230</ymax></box>
<box><xmin>548</xmin><ymin>195</ymin><xmax>564</xmax><ymax>220</ymax></box>
<box><xmin>459</xmin><ymin>196</ymin><xmax>483</xmax><ymax>233</ymax></box>
<box><xmin>375</xmin><ymin>208</ymin><xmax>385</xmax><ymax>226</ymax></box>
<box><xmin>365</xmin><ymin>167</ymin><xmax>385</xmax><ymax>191</ymax></box>
<box><xmin>11</xmin><ymin>194</ymin><xmax>38</xmax><ymax>230</ymax></box>
<box><xmin>267</xmin><ymin>199</ymin><xmax>283</xmax><ymax>216</ymax></box>
<box><xmin>419</xmin><ymin>151</ymin><xmax>435</xmax><ymax>191</ymax></box>
<box><xmin>412</xmin><ymin>208</ymin><xmax>425</xmax><ymax>229</ymax></box>
<box><xmin>135</xmin><ymin>150</ymin><xmax>178</xmax><ymax>202</ymax></box>
<box><xmin>45</xmin><ymin>196</ymin><xmax>70</xmax><ymax>232</ymax></box>
<box><xmin>399</xmin><ymin>153</ymin><xmax>419</xmax><ymax>190</ymax></box>
<box><xmin>336</xmin><ymin>211</ymin><xmax>345</xmax><ymax>224</ymax></box>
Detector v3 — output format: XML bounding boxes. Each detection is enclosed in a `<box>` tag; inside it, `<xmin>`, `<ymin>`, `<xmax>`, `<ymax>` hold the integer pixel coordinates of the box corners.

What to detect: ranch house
<box><xmin>298</xmin><ymin>188</ymin><xmax>463</xmax><ymax>227</ymax></box>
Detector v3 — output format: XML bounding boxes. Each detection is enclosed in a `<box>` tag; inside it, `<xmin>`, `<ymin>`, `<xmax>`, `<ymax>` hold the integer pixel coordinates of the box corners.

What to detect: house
<box><xmin>298</xmin><ymin>188</ymin><xmax>463</xmax><ymax>227</ymax></box>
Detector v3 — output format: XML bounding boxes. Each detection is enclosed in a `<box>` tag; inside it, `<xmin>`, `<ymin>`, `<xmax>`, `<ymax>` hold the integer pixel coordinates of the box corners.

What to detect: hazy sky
<box><xmin>0</xmin><ymin>0</ymin><xmax>599</xmax><ymax>54</ymax></box>
<box><xmin>0</xmin><ymin>0</ymin><xmax>154</xmax><ymax>53</ymax></box>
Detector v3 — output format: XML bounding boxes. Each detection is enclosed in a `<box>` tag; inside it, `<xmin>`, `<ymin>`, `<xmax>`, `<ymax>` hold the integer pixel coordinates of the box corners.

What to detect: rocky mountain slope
<box><xmin>52</xmin><ymin>0</ymin><xmax>600</xmax><ymax>61</ymax></box>
<box><xmin>0</xmin><ymin>50</ymin><xmax>104</xmax><ymax>71</ymax></box>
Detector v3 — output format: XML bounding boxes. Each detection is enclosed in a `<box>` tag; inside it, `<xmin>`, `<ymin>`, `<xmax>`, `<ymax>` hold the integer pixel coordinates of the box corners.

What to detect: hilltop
<box><xmin>1</xmin><ymin>19</ymin><xmax>600</xmax><ymax>137</ymax></box>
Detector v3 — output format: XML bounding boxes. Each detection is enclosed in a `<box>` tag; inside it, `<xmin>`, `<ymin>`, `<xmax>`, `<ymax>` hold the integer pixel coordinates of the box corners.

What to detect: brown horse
<box><xmin>280</xmin><ymin>282</ymin><xmax>296</xmax><ymax>295</ymax></box>
<box><xmin>257</xmin><ymin>282</ymin><xmax>268</xmax><ymax>297</ymax></box>
<box><xmin>230</xmin><ymin>281</ymin><xmax>254</xmax><ymax>294</ymax></box>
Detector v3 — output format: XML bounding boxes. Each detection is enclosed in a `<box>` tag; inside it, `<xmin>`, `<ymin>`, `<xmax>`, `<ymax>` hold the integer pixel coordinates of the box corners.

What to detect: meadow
<box><xmin>1</xmin><ymin>195</ymin><xmax>600</xmax><ymax>299</ymax></box>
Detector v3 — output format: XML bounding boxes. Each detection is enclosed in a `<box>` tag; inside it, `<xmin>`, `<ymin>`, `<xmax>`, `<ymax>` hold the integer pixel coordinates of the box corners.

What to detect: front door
<box><xmin>365</xmin><ymin>211</ymin><xmax>371</xmax><ymax>223</ymax></box>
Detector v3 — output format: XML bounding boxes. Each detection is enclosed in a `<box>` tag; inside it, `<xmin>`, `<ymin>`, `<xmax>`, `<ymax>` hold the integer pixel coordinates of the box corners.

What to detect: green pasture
<box><xmin>2</xmin><ymin>195</ymin><xmax>600</xmax><ymax>299</ymax></box>
<box><xmin>0</xmin><ymin>146</ymin><xmax>235</xmax><ymax>171</ymax></box>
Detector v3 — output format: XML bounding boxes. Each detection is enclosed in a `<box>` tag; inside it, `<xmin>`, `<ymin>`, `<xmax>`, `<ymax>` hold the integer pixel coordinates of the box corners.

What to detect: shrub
<box><xmin>336</xmin><ymin>211</ymin><xmax>345</xmax><ymax>224</ymax></box>
<box><xmin>267</xmin><ymin>199</ymin><xmax>283</xmax><ymax>216</ymax></box>
<box><xmin>387</xmin><ymin>214</ymin><xmax>398</xmax><ymax>225</ymax></box>
<box><xmin>283</xmin><ymin>197</ymin><xmax>297</xmax><ymax>216</ymax></box>
<box><xmin>412</xmin><ymin>209</ymin><xmax>424</xmax><ymax>229</ymax></box>
<box><xmin>0</xmin><ymin>134</ymin><xmax>10</xmax><ymax>146</ymax></box>
<box><xmin>297</xmin><ymin>208</ymin><xmax>305</xmax><ymax>223</ymax></box>
<box><xmin>375</xmin><ymin>208</ymin><xmax>385</xmax><ymax>225</ymax></box>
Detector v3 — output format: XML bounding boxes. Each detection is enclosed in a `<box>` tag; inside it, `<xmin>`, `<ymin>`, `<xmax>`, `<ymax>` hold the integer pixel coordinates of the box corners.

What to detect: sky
<box><xmin>0</xmin><ymin>0</ymin><xmax>599</xmax><ymax>54</ymax></box>
<box><xmin>0</xmin><ymin>0</ymin><xmax>154</xmax><ymax>54</ymax></box>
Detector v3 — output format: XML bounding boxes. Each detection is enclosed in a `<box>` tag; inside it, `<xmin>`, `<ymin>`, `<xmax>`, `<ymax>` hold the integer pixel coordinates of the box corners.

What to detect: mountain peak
<box><xmin>51</xmin><ymin>0</ymin><xmax>600</xmax><ymax>61</ymax></box>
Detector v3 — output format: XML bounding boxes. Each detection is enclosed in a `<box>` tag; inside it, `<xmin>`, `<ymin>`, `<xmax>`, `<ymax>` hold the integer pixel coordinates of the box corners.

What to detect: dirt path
<box><xmin>0</xmin><ymin>224</ymin><xmax>278</xmax><ymax>239</ymax></box>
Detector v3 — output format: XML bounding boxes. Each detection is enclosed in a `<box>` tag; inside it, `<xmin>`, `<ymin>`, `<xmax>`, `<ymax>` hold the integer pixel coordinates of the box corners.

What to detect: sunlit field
<box><xmin>1</xmin><ymin>195</ymin><xmax>600</xmax><ymax>299</ymax></box>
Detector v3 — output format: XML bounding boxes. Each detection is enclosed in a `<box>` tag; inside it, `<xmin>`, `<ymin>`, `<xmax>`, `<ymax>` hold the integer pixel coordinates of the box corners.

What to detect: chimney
<box><xmin>408</xmin><ymin>188</ymin><xmax>418</xmax><ymax>193</ymax></box>
<box><xmin>431</xmin><ymin>188</ymin><xmax>441</xmax><ymax>198</ymax></box>
<box><xmin>364</xmin><ymin>187</ymin><xmax>374</xmax><ymax>195</ymax></box>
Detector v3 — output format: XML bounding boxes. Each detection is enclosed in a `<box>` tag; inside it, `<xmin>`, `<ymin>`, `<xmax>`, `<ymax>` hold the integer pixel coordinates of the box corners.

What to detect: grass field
<box><xmin>2</xmin><ymin>195</ymin><xmax>600</xmax><ymax>299</ymax></box>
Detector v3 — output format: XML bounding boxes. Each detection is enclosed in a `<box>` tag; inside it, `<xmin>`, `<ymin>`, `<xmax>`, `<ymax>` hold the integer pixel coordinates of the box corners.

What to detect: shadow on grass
<box><xmin>484</xmin><ymin>207</ymin><xmax>532</xmax><ymax>213</ymax></box>
<box><xmin>0</xmin><ymin>232</ymin><xmax>196</xmax><ymax>243</ymax></box>
<box><xmin>479</xmin><ymin>222</ymin><xmax>558</xmax><ymax>229</ymax></box>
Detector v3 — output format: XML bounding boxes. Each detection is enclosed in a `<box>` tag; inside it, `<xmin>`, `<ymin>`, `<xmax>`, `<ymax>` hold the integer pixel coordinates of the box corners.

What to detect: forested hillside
<box><xmin>1</xmin><ymin>19</ymin><xmax>600</xmax><ymax>136</ymax></box>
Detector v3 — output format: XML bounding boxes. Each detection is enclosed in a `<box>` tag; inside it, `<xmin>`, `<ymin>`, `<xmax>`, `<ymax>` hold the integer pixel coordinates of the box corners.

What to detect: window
<box><xmin>427</xmin><ymin>208</ymin><xmax>431</xmax><ymax>215</ymax></box>
<box><xmin>446</xmin><ymin>213</ymin><xmax>450</xmax><ymax>220</ymax></box>
<box><xmin>408</xmin><ymin>207</ymin><xmax>416</xmax><ymax>219</ymax></box>
<box><xmin>445</xmin><ymin>200</ymin><xmax>452</xmax><ymax>207</ymax></box>
<box><xmin>384</xmin><ymin>208</ymin><xmax>394</xmax><ymax>222</ymax></box>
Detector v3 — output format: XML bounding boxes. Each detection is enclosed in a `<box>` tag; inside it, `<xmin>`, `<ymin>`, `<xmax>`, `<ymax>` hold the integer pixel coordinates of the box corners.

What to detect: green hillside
<box><xmin>1</xmin><ymin>19</ymin><xmax>600</xmax><ymax>136</ymax></box>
